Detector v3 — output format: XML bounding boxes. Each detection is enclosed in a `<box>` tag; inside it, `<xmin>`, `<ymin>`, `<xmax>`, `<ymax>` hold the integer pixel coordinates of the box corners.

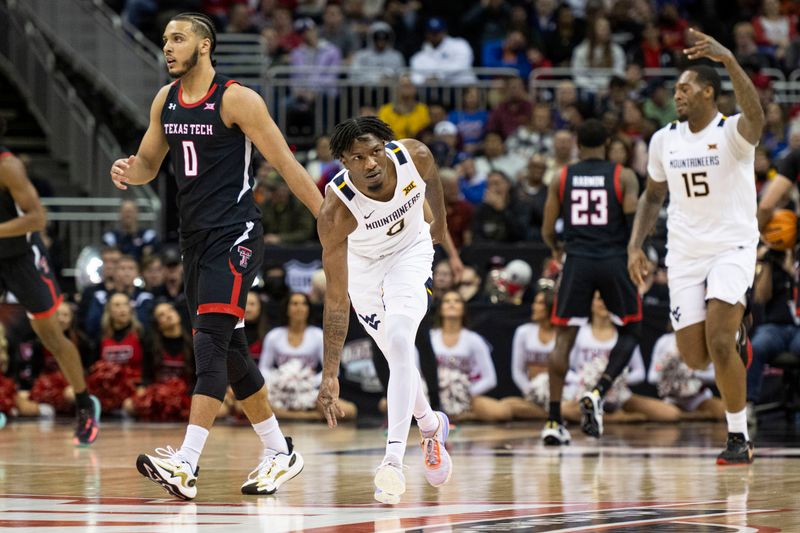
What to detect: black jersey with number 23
<box><xmin>161</xmin><ymin>74</ymin><xmax>260</xmax><ymax>234</ymax></box>
<box><xmin>559</xmin><ymin>159</ymin><xmax>627</xmax><ymax>258</ymax></box>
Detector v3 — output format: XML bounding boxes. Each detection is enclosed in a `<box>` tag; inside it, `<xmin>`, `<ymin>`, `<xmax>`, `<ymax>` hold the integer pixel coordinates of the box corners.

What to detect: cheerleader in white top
<box><xmin>648</xmin><ymin>330</ymin><xmax>725</xmax><ymax>420</ymax></box>
<box><xmin>430</xmin><ymin>290</ymin><xmax>512</xmax><ymax>422</ymax></box>
<box><xmin>558</xmin><ymin>293</ymin><xmax>681</xmax><ymax>427</ymax></box>
<box><xmin>259</xmin><ymin>293</ymin><xmax>357</xmax><ymax>421</ymax></box>
<box><xmin>500</xmin><ymin>286</ymin><xmax>555</xmax><ymax>420</ymax></box>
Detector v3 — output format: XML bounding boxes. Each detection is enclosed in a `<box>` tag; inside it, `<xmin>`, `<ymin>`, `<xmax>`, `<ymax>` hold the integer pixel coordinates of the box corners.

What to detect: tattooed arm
<box><xmin>317</xmin><ymin>190</ymin><xmax>357</xmax><ymax>428</ymax></box>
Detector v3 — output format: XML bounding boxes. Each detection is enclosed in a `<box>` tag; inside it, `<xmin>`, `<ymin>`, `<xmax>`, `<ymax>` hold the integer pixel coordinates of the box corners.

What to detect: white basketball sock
<box><xmin>414</xmin><ymin>374</ymin><xmax>438</xmax><ymax>435</ymax></box>
<box><xmin>179</xmin><ymin>424</ymin><xmax>209</xmax><ymax>471</ymax></box>
<box><xmin>253</xmin><ymin>415</ymin><xmax>289</xmax><ymax>455</ymax></box>
<box><xmin>726</xmin><ymin>408</ymin><xmax>749</xmax><ymax>440</ymax></box>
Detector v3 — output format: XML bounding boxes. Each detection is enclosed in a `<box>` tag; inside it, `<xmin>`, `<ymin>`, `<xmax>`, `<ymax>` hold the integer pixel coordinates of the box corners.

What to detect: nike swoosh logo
<box><xmin>364</xmin><ymin>210</ymin><xmax>376</xmax><ymax>219</ymax></box>
<box><xmin>388</xmin><ymin>440</ymin><xmax>402</xmax><ymax>444</ymax></box>
<box><xmin>669</xmin><ymin>150</ymin><xmax>678</xmax><ymax>154</ymax></box>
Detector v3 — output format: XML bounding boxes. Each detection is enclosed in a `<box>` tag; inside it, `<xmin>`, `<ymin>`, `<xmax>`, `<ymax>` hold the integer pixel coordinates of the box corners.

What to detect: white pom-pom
<box><xmin>575</xmin><ymin>356</ymin><xmax>631</xmax><ymax>409</ymax></box>
<box><xmin>438</xmin><ymin>367</ymin><xmax>472</xmax><ymax>416</ymax></box>
<box><xmin>657</xmin><ymin>353</ymin><xmax>702</xmax><ymax>399</ymax></box>
<box><xmin>525</xmin><ymin>373</ymin><xmax>550</xmax><ymax>407</ymax></box>
<box><xmin>268</xmin><ymin>359</ymin><xmax>318</xmax><ymax>411</ymax></box>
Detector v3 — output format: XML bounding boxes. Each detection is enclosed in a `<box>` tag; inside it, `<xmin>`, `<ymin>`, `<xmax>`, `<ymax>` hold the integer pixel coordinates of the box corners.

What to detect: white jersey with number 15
<box><xmin>647</xmin><ymin>112</ymin><xmax>758</xmax><ymax>260</ymax></box>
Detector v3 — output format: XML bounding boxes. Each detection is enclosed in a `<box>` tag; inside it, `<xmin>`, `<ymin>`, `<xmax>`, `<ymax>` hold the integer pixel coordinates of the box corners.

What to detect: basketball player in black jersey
<box><xmin>540</xmin><ymin>119</ymin><xmax>641</xmax><ymax>445</ymax></box>
<box><xmin>0</xmin><ymin>118</ymin><xmax>100</xmax><ymax>444</ymax></box>
<box><xmin>110</xmin><ymin>13</ymin><xmax>323</xmax><ymax>500</ymax></box>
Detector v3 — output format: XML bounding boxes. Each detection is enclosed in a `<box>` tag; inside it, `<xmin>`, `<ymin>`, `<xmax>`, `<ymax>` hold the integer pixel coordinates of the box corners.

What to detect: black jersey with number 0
<box><xmin>160</xmin><ymin>74</ymin><xmax>260</xmax><ymax>235</ymax></box>
<box><xmin>559</xmin><ymin>158</ymin><xmax>627</xmax><ymax>258</ymax></box>
<box><xmin>0</xmin><ymin>147</ymin><xmax>32</xmax><ymax>258</ymax></box>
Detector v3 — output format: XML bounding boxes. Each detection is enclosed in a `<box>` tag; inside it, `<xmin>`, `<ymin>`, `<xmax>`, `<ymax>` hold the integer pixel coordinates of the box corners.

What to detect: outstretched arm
<box><xmin>684</xmin><ymin>28</ymin><xmax>765</xmax><ymax>145</ymax></box>
<box><xmin>111</xmin><ymin>85</ymin><xmax>171</xmax><ymax>189</ymax></box>
<box><xmin>224</xmin><ymin>84</ymin><xmax>324</xmax><ymax>217</ymax></box>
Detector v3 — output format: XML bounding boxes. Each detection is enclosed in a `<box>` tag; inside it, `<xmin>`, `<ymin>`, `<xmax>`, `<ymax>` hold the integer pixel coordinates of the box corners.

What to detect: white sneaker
<box><xmin>241</xmin><ymin>437</ymin><xmax>304</xmax><ymax>495</ymax></box>
<box><xmin>420</xmin><ymin>411</ymin><xmax>452</xmax><ymax>487</ymax></box>
<box><xmin>580</xmin><ymin>390</ymin><xmax>604</xmax><ymax>438</ymax></box>
<box><xmin>374</xmin><ymin>458</ymin><xmax>406</xmax><ymax>505</ymax></box>
<box><xmin>541</xmin><ymin>420</ymin><xmax>571</xmax><ymax>446</ymax></box>
<box><xmin>136</xmin><ymin>446</ymin><xmax>198</xmax><ymax>500</ymax></box>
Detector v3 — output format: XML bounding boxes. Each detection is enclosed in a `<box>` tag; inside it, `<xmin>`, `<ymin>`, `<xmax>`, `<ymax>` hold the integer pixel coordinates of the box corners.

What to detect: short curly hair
<box><xmin>329</xmin><ymin>116</ymin><xmax>395</xmax><ymax>159</ymax></box>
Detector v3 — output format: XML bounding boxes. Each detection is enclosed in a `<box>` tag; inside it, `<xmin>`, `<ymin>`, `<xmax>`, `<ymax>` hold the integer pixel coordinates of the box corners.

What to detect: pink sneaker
<box><xmin>420</xmin><ymin>411</ymin><xmax>452</xmax><ymax>487</ymax></box>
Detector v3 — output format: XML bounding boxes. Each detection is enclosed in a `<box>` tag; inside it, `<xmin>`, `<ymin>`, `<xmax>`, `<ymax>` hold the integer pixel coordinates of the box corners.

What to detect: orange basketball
<box><xmin>763</xmin><ymin>209</ymin><xmax>798</xmax><ymax>251</ymax></box>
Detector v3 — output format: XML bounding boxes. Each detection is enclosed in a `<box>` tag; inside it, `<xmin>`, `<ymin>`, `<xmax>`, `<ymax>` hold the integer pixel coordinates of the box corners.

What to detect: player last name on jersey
<box><xmin>668</xmin><ymin>155</ymin><xmax>720</xmax><ymax>169</ymax></box>
<box><xmin>163</xmin><ymin>123</ymin><xmax>214</xmax><ymax>136</ymax></box>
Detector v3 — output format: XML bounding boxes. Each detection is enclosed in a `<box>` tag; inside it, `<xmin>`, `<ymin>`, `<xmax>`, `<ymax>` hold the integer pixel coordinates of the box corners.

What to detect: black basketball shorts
<box><xmin>0</xmin><ymin>235</ymin><xmax>62</xmax><ymax>319</ymax></box>
<box><xmin>182</xmin><ymin>220</ymin><xmax>264</xmax><ymax>324</ymax></box>
<box><xmin>552</xmin><ymin>254</ymin><xmax>641</xmax><ymax>327</ymax></box>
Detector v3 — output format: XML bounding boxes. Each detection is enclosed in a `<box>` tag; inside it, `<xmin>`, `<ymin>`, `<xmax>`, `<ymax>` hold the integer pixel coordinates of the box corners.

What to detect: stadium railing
<box><xmin>16</xmin><ymin>0</ymin><xmax>166</xmax><ymax>130</ymax></box>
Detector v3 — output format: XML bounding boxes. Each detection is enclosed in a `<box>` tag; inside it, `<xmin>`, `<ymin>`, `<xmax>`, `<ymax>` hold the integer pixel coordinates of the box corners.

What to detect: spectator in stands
<box><xmin>784</xmin><ymin>24</ymin><xmax>800</xmax><ymax>71</ymax></box>
<box><xmin>487</xmin><ymin>76</ymin><xmax>533</xmax><ymax>139</ymax></box>
<box><xmin>159</xmin><ymin>245</ymin><xmax>190</xmax><ymax>329</ymax></box>
<box><xmin>304</xmin><ymin>135</ymin><xmax>342</xmax><ymax>192</ymax></box>
<box><xmin>457</xmin><ymin>265</ymin><xmax>483</xmax><ymax>303</ymax></box>
<box><xmin>350</xmin><ymin>22</ymin><xmax>406</xmax><ymax>84</ymax></box>
<box><xmin>290</xmin><ymin>18</ymin><xmax>343</xmax><ymax>99</ymax></box>
<box><xmin>84</xmin><ymin>255</ymin><xmax>154</xmax><ymax>339</ymax></box>
<box><xmin>260</xmin><ymin>176</ymin><xmax>316</xmax><ymax>245</ymax></box>
<box><xmin>456</xmin><ymin>155</ymin><xmax>488</xmax><ymax>205</ymax></box>
<box><xmin>516</xmin><ymin>153</ymin><xmax>548</xmax><ymax>243</ymax></box>
<box><xmin>440</xmin><ymin>168</ymin><xmax>473</xmax><ymax>250</ymax></box>
<box><xmin>571</xmin><ymin>16</ymin><xmax>626</xmax><ymax>94</ymax></box>
<box><xmin>643</xmin><ymin>81</ymin><xmax>677</xmax><ymax>127</ymax></box>
<box><xmin>532</xmin><ymin>0</ymin><xmax>558</xmax><ymax>43</ymax></box>
<box><xmin>141</xmin><ymin>301</ymin><xmax>194</xmax><ymax>388</ymax></box>
<box><xmin>225</xmin><ymin>4</ymin><xmax>258</xmax><ymax>34</ymax></box>
<box><xmin>430</xmin><ymin>290</ymin><xmax>512</xmax><ymax>422</ymax></box>
<box><xmin>482</xmin><ymin>30</ymin><xmax>532</xmax><ymax>79</ymax></box>
<box><xmin>378</xmin><ymin>75</ymin><xmax>430</xmax><ymax>139</ymax></box>
<box><xmin>462</xmin><ymin>0</ymin><xmax>513</xmax><ymax>53</ymax></box>
<box><xmin>752</xmin><ymin>0</ymin><xmax>796</xmax><ymax>60</ymax></box>
<box><xmin>414</xmin><ymin>101</ymin><xmax>448</xmax><ymax>147</ymax></box>
<box><xmin>542</xmin><ymin>129</ymin><xmax>576</xmax><ymax>185</ymax></box>
<box><xmin>319</xmin><ymin>3</ymin><xmax>360</xmax><ymax>60</ymax></box>
<box><xmin>409</xmin><ymin>18</ymin><xmax>476</xmax><ymax>85</ymax></box>
<box><xmin>273</xmin><ymin>6</ymin><xmax>304</xmax><ymax>51</ymax></box>
<box><xmin>762</xmin><ymin>102</ymin><xmax>789</xmax><ymax>159</ymax></box>
<box><xmin>448</xmin><ymin>86</ymin><xmax>489</xmax><ymax>154</ymax></box>
<box><xmin>471</xmin><ymin>170</ymin><xmax>527</xmax><ymax>243</ymax></box>
<box><xmin>552</xmin><ymin>80</ymin><xmax>580</xmax><ymax>130</ymax></box>
<box><xmin>202</xmin><ymin>0</ymin><xmax>243</xmax><ymax>28</ymax></box>
<box><xmin>77</xmin><ymin>245</ymin><xmax>121</xmax><ymax>336</ymax></box>
<box><xmin>102</xmin><ymin>200</ymin><xmax>159</xmax><ymax>262</ymax></box>
<box><xmin>260</xmin><ymin>27</ymin><xmax>291</xmax><ymax>68</ymax></box>
<box><xmin>140</xmin><ymin>255</ymin><xmax>164</xmax><ymax>295</ymax></box>
<box><xmin>506</xmin><ymin>103</ymin><xmax>555</xmax><ymax>161</ymax></box>
<box><xmin>543</xmin><ymin>3</ymin><xmax>583</xmax><ymax>67</ymax></box>
<box><xmin>382</xmin><ymin>0</ymin><xmax>425</xmax><ymax>60</ymax></box>
<box><xmin>629</xmin><ymin>21</ymin><xmax>674</xmax><ymax>69</ymax></box>
<box><xmin>657</xmin><ymin>3</ymin><xmax>688</xmax><ymax>54</ymax></box>
<box><xmin>244</xmin><ymin>291</ymin><xmax>269</xmax><ymax>363</ymax></box>
<box><xmin>96</xmin><ymin>292</ymin><xmax>144</xmax><ymax>381</ymax></box>
<box><xmin>733</xmin><ymin>21</ymin><xmax>772</xmax><ymax>71</ymax></box>
<box><xmin>754</xmin><ymin>146</ymin><xmax>777</xmax><ymax>194</ymax></box>
<box><xmin>432</xmin><ymin>259</ymin><xmax>456</xmax><ymax>301</ymax></box>
<box><xmin>475</xmin><ymin>132</ymin><xmax>527</xmax><ymax>181</ymax></box>
<box><xmin>747</xmin><ymin>246</ymin><xmax>800</xmax><ymax>409</ymax></box>
<box><xmin>607</xmin><ymin>136</ymin><xmax>635</xmax><ymax>171</ymax></box>
<box><xmin>429</xmin><ymin>121</ymin><xmax>465</xmax><ymax>169</ymax></box>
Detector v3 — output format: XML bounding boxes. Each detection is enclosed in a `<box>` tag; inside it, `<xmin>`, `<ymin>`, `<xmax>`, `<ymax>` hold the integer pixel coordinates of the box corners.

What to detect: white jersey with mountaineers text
<box><xmin>327</xmin><ymin>141</ymin><xmax>430</xmax><ymax>259</ymax></box>
<box><xmin>647</xmin><ymin>113</ymin><xmax>758</xmax><ymax>260</ymax></box>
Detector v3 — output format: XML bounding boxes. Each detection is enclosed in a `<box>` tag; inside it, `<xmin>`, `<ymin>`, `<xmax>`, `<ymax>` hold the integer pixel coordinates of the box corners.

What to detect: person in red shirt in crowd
<box><xmin>440</xmin><ymin>168</ymin><xmax>473</xmax><ymax>250</ymax></box>
<box><xmin>752</xmin><ymin>0</ymin><xmax>797</xmax><ymax>58</ymax></box>
<box><xmin>658</xmin><ymin>3</ymin><xmax>688</xmax><ymax>54</ymax></box>
<box><xmin>97</xmin><ymin>292</ymin><xmax>144</xmax><ymax>379</ymax></box>
<box><xmin>487</xmin><ymin>76</ymin><xmax>533</xmax><ymax>140</ymax></box>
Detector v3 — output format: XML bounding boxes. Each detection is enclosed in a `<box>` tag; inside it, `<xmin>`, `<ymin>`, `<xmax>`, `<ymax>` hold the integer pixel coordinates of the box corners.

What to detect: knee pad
<box><xmin>192</xmin><ymin>313</ymin><xmax>238</xmax><ymax>401</ymax></box>
<box><xmin>227</xmin><ymin>329</ymin><xmax>265</xmax><ymax>400</ymax></box>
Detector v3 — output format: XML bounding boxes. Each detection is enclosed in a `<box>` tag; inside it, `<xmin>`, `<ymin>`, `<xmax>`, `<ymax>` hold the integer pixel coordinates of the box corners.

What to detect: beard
<box><xmin>168</xmin><ymin>47</ymin><xmax>200</xmax><ymax>79</ymax></box>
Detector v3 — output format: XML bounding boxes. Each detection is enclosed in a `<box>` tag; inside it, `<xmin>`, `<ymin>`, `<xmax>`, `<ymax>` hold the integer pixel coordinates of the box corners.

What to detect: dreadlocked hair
<box><xmin>171</xmin><ymin>12</ymin><xmax>218</xmax><ymax>67</ymax></box>
<box><xmin>329</xmin><ymin>116</ymin><xmax>395</xmax><ymax>159</ymax></box>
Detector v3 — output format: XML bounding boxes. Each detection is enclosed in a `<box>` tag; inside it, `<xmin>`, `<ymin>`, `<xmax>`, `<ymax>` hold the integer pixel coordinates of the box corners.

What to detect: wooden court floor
<box><xmin>0</xmin><ymin>418</ymin><xmax>799</xmax><ymax>532</ymax></box>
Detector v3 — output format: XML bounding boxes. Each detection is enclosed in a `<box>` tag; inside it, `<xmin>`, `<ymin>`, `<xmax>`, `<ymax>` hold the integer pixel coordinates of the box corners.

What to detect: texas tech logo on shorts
<box><xmin>237</xmin><ymin>246</ymin><xmax>252</xmax><ymax>268</ymax></box>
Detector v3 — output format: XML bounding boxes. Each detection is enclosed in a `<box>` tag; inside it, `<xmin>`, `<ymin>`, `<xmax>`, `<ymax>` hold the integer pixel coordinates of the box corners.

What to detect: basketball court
<box><xmin>1</xmin><ymin>419</ymin><xmax>798</xmax><ymax>531</ymax></box>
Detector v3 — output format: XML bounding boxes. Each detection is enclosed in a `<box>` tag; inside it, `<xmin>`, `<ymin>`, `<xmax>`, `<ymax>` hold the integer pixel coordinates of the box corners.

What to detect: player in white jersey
<box><xmin>628</xmin><ymin>29</ymin><xmax>764</xmax><ymax>465</ymax></box>
<box><xmin>316</xmin><ymin>117</ymin><xmax>452</xmax><ymax>504</ymax></box>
